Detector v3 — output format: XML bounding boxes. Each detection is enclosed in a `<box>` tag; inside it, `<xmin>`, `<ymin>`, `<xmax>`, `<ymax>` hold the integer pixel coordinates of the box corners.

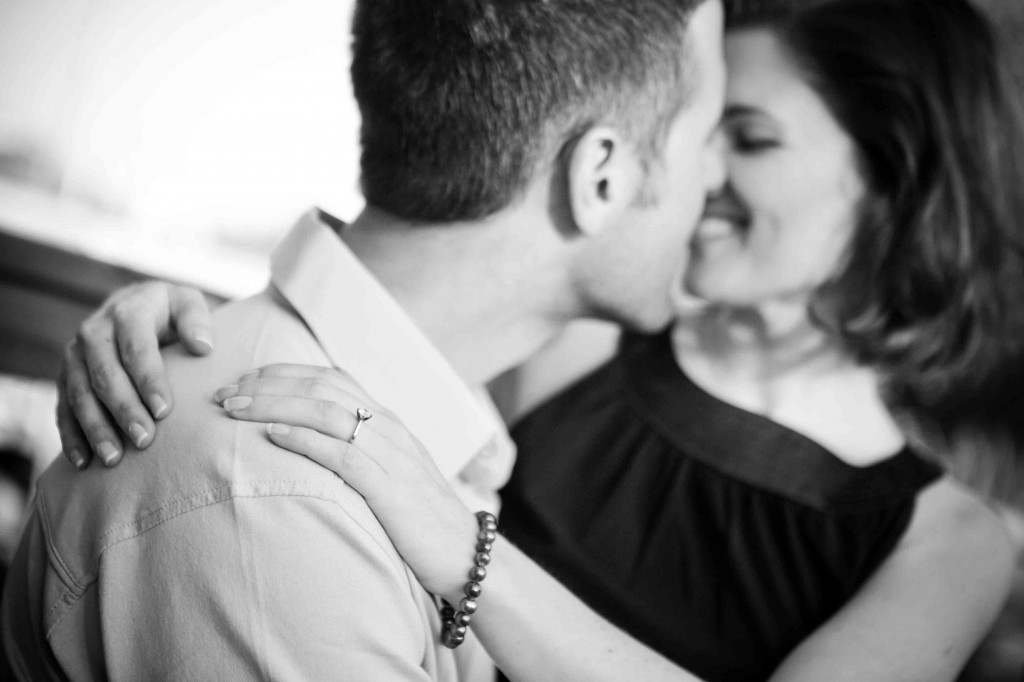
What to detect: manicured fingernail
<box><xmin>68</xmin><ymin>449</ymin><xmax>87</xmax><ymax>470</ymax></box>
<box><xmin>97</xmin><ymin>442</ymin><xmax>121</xmax><ymax>466</ymax></box>
<box><xmin>223</xmin><ymin>396</ymin><xmax>252</xmax><ymax>411</ymax></box>
<box><xmin>214</xmin><ymin>384</ymin><xmax>239</xmax><ymax>402</ymax></box>
<box><xmin>267</xmin><ymin>423</ymin><xmax>290</xmax><ymax>436</ymax></box>
<box><xmin>128</xmin><ymin>423</ymin><xmax>150</xmax><ymax>448</ymax></box>
<box><xmin>191</xmin><ymin>328</ymin><xmax>213</xmax><ymax>352</ymax></box>
<box><xmin>149</xmin><ymin>394</ymin><xmax>169</xmax><ymax>419</ymax></box>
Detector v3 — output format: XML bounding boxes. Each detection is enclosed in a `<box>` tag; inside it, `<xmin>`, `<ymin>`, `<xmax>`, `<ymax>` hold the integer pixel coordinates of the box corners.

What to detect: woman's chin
<box><xmin>681</xmin><ymin>267</ymin><xmax>734</xmax><ymax>305</ymax></box>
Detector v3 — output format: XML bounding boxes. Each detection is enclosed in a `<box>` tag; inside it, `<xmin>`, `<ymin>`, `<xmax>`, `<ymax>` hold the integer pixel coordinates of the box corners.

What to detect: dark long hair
<box><xmin>730</xmin><ymin>0</ymin><xmax>1024</xmax><ymax>502</ymax></box>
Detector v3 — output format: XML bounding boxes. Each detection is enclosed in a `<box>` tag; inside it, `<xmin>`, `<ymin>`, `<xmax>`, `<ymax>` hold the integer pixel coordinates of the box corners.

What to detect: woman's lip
<box><xmin>698</xmin><ymin>214</ymin><xmax>745</xmax><ymax>231</ymax></box>
<box><xmin>692</xmin><ymin>216</ymin><xmax>738</xmax><ymax>244</ymax></box>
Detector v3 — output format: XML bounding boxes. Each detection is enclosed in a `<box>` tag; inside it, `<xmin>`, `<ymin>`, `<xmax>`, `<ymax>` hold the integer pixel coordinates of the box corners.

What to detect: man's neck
<box><xmin>340</xmin><ymin>205</ymin><xmax>572</xmax><ymax>387</ymax></box>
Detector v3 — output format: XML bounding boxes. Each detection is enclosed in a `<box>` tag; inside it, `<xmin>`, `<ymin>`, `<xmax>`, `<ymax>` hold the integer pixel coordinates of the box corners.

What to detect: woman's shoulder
<box><xmin>902</xmin><ymin>477</ymin><xmax>1017</xmax><ymax>579</ymax></box>
<box><xmin>912</xmin><ymin>478</ymin><xmax>1014</xmax><ymax>536</ymax></box>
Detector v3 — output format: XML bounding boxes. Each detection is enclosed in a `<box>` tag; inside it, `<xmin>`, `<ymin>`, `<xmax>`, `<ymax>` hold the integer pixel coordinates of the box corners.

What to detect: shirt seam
<box><xmin>42</xmin><ymin>484</ymin><xmax>403</xmax><ymax>638</ymax></box>
<box><xmin>37</xmin><ymin>493</ymin><xmax>83</xmax><ymax>595</ymax></box>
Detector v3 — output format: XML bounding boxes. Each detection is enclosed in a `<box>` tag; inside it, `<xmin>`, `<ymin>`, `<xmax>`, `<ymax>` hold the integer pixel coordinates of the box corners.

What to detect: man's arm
<box><xmin>58</xmin><ymin>282</ymin><xmax>213</xmax><ymax>469</ymax></box>
<box><xmin>770</xmin><ymin>477</ymin><xmax>1017</xmax><ymax>682</ymax></box>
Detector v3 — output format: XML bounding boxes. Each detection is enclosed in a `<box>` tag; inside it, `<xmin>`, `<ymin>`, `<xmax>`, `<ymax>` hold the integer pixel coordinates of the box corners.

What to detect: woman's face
<box><xmin>683</xmin><ymin>28</ymin><xmax>866</xmax><ymax>308</ymax></box>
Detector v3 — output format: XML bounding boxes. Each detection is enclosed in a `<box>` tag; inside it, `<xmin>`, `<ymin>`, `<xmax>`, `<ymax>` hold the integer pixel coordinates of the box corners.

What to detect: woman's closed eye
<box><xmin>729</xmin><ymin>130</ymin><xmax>781</xmax><ymax>153</ymax></box>
<box><xmin>721</xmin><ymin>107</ymin><xmax>783</xmax><ymax>155</ymax></box>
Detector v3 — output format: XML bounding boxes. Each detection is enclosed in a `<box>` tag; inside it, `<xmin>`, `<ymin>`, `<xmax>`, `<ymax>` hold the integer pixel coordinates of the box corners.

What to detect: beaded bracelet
<box><xmin>440</xmin><ymin>510</ymin><xmax>498</xmax><ymax>649</ymax></box>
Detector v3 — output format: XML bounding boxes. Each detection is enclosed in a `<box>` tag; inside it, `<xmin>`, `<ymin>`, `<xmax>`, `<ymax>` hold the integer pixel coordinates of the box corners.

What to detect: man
<box><xmin>2</xmin><ymin>0</ymin><xmax>726</xmax><ymax>678</ymax></box>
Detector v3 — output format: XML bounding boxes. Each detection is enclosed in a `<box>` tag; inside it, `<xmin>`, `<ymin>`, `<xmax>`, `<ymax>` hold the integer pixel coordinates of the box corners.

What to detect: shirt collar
<box><xmin>270</xmin><ymin>209</ymin><xmax>499</xmax><ymax>480</ymax></box>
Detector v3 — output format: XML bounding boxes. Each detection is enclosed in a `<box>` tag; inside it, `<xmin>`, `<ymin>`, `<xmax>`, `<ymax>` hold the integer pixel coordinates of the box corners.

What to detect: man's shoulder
<box><xmin>33</xmin><ymin>413</ymin><xmax>370</xmax><ymax>572</ymax></box>
<box><xmin>31</xmin><ymin>288</ymin><xmax>361</xmax><ymax>590</ymax></box>
<box><xmin>22</xmin><ymin>448</ymin><xmax>428</xmax><ymax>679</ymax></box>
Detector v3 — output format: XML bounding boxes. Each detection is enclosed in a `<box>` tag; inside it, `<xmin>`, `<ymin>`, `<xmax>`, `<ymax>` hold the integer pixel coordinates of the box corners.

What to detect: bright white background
<box><xmin>0</xmin><ymin>0</ymin><xmax>362</xmax><ymax>298</ymax></box>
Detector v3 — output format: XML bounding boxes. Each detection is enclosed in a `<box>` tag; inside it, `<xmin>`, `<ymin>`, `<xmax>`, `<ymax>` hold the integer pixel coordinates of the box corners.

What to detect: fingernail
<box><xmin>267</xmin><ymin>423</ymin><xmax>290</xmax><ymax>436</ymax></box>
<box><xmin>192</xmin><ymin>328</ymin><xmax>213</xmax><ymax>352</ymax></box>
<box><xmin>214</xmin><ymin>384</ymin><xmax>239</xmax><ymax>402</ymax></box>
<box><xmin>149</xmin><ymin>394</ymin><xmax>169</xmax><ymax>419</ymax></box>
<box><xmin>128</xmin><ymin>423</ymin><xmax>150</xmax><ymax>448</ymax></box>
<box><xmin>223</xmin><ymin>396</ymin><xmax>252</xmax><ymax>411</ymax></box>
<box><xmin>239</xmin><ymin>370</ymin><xmax>259</xmax><ymax>383</ymax></box>
<box><xmin>97</xmin><ymin>442</ymin><xmax>121</xmax><ymax>466</ymax></box>
<box><xmin>68</xmin><ymin>449</ymin><xmax>87</xmax><ymax>470</ymax></box>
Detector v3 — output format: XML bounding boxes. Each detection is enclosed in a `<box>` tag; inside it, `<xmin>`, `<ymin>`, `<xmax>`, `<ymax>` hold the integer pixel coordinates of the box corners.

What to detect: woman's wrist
<box><xmin>434</xmin><ymin>510</ymin><xmax>490</xmax><ymax>602</ymax></box>
<box><xmin>439</xmin><ymin>511</ymin><xmax>499</xmax><ymax>648</ymax></box>
<box><xmin>442</xmin><ymin>511</ymin><xmax>497</xmax><ymax>602</ymax></box>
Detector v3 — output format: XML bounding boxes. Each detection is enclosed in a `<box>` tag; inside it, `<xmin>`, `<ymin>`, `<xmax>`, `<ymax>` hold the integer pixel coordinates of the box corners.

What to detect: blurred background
<box><xmin>0</xmin><ymin>0</ymin><xmax>1023</xmax><ymax>678</ymax></box>
<box><xmin>0</xmin><ymin>0</ymin><xmax>362</xmax><ymax>301</ymax></box>
<box><xmin>0</xmin><ymin>0</ymin><xmax>364</xmax><ymax>637</ymax></box>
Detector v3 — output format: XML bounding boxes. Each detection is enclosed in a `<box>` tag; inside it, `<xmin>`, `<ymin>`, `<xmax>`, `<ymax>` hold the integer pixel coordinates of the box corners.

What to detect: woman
<box><xmin>56</xmin><ymin>0</ymin><xmax>1023</xmax><ymax>678</ymax></box>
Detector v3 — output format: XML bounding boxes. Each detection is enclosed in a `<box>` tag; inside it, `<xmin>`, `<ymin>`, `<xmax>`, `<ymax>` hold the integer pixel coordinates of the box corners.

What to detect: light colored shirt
<box><xmin>2</xmin><ymin>209</ymin><xmax>514</xmax><ymax>681</ymax></box>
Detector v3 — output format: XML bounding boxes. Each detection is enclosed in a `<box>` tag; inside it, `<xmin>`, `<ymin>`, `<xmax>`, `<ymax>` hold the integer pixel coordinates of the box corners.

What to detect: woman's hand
<box><xmin>58</xmin><ymin>282</ymin><xmax>214</xmax><ymax>469</ymax></box>
<box><xmin>215</xmin><ymin>366</ymin><xmax>704</xmax><ymax>682</ymax></box>
<box><xmin>216</xmin><ymin>363</ymin><xmax>481</xmax><ymax>603</ymax></box>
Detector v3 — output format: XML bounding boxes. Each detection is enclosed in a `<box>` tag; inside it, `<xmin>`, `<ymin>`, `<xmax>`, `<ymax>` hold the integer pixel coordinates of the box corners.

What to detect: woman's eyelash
<box><xmin>733</xmin><ymin>136</ymin><xmax>779</xmax><ymax>152</ymax></box>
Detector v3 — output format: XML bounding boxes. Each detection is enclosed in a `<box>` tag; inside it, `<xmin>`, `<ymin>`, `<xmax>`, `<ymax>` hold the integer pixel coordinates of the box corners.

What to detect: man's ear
<box><xmin>566</xmin><ymin>126</ymin><xmax>642</xmax><ymax>237</ymax></box>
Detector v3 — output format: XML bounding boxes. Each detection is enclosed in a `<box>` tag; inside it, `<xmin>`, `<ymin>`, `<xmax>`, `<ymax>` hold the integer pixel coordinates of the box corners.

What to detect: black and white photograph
<box><xmin>2</xmin><ymin>1</ymin><xmax>1024</xmax><ymax>680</ymax></box>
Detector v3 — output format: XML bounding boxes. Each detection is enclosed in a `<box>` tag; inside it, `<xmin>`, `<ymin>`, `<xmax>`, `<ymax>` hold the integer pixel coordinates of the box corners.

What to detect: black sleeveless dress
<box><xmin>499</xmin><ymin>332</ymin><xmax>942</xmax><ymax>682</ymax></box>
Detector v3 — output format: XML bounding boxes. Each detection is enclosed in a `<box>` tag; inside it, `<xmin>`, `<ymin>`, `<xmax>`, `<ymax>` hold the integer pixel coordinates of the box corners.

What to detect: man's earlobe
<box><xmin>567</xmin><ymin>127</ymin><xmax>638</xmax><ymax>237</ymax></box>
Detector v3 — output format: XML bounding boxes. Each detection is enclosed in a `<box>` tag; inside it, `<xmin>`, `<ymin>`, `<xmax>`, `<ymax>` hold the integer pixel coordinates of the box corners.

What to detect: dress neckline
<box><xmin>619</xmin><ymin>332</ymin><xmax>942</xmax><ymax>512</ymax></box>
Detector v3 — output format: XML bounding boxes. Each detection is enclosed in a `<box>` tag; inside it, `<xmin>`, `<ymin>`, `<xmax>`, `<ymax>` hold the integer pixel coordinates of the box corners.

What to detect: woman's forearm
<box><xmin>769</xmin><ymin>479</ymin><xmax>1015</xmax><ymax>682</ymax></box>
<box><xmin>467</xmin><ymin>536</ymin><xmax>704</xmax><ymax>682</ymax></box>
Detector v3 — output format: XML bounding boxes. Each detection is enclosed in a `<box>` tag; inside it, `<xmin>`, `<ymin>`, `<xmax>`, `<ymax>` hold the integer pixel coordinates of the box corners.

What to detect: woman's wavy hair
<box><xmin>729</xmin><ymin>0</ymin><xmax>1024</xmax><ymax>501</ymax></box>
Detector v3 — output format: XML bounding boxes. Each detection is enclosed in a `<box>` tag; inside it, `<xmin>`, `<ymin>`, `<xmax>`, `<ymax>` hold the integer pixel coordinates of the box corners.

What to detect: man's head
<box><xmin>563</xmin><ymin>0</ymin><xmax>727</xmax><ymax>331</ymax></box>
<box><xmin>351</xmin><ymin>0</ymin><xmax>711</xmax><ymax>223</ymax></box>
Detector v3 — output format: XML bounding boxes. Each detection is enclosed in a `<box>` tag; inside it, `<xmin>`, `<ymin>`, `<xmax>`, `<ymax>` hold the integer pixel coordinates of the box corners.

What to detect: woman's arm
<box><xmin>218</xmin><ymin>364</ymin><xmax>701</xmax><ymax>681</ymax></box>
<box><xmin>770</xmin><ymin>477</ymin><xmax>1016</xmax><ymax>682</ymax></box>
<box><xmin>217</xmin><ymin>365</ymin><xmax>1016</xmax><ymax>681</ymax></box>
<box><xmin>473</xmin><ymin>526</ymin><xmax>700</xmax><ymax>680</ymax></box>
<box><xmin>55</xmin><ymin>280</ymin><xmax>604</xmax><ymax>466</ymax></box>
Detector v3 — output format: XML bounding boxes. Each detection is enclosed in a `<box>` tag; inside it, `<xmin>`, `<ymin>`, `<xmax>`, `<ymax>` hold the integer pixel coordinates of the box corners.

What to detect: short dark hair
<box><xmin>350</xmin><ymin>0</ymin><xmax>705</xmax><ymax>222</ymax></box>
<box><xmin>731</xmin><ymin>0</ymin><xmax>1024</xmax><ymax>499</ymax></box>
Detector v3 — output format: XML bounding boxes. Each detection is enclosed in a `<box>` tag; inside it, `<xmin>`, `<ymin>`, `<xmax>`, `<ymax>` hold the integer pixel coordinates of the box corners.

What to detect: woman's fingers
<box><xmin>112</xmin><ymin>302</ymin><xmax>171</xmax><ymax>424</ymax></box>
<box><xmin>56</xmin><ymin>356</ymin><xmax>94</xmax><ymax>470</ymax></box>
<box><xmin>57</xmin><ymin>281</ymin><xmax>212</xmax><ymax>469</ymax></box>
<box><xmin>215</xmin><ymin>375</ymin><xmax>373</xmax><ymax>409</ymax></box>
<box><xmin>222</xmin><ymin>390</ymin><xmax>448</xmax><ymax>501</ymax></box>
<box><xmin>168</xmin><ymin>285</ymin><xmax>214</xmax><ymax>356</ymax></box>
<box><xmin>73</xmin><ymin>281</ymin><xmax>188</xmax><ymax>455</ymax></box>
<box><xmin>215</xmin><ymin>369</ymin><xmax>392</xmax><ymax>444</ymax></box>
<box><xmin>60</xmin><ymin>340</ymin><xmax>124</xmax><ymax>466</ymax></box>
<box><xmin>264</xmin><ymin>424</ymin><xmax>385</xmax><ymax>490</ymax></box>
<box><xmin>232</xmin><ymin>364</ymin><xmax>373</xmax><ymax>403</ymax></box>
<box><xmin>107</xmin><ymin>282</ymin><xmax>207</xmax><ymax>426</ymax></box>
<box><xmin>222</xmin><ymin>394</ymin><xmax>371</xmax><ymax>443</ymax></box>
<box><xmin>78</xmin><ymin>313</ymin><xmax>155</xmax><ymax>452</ymax></box>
